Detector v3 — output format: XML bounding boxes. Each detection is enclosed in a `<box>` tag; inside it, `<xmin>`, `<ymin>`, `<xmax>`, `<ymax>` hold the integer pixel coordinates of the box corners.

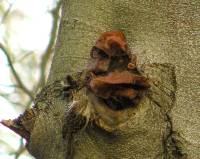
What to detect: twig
<box><xmin>0</xmin><ymin>43</ymin><xmax>34</xmax><ymax>100</ymax></box>
<box><xmin>14</xmin><ymin>138</ymin><xmax>26</xmax><ymax>159</ymax></box>
<box><xmin>25</xmin><ymin>98</ymin><xmax>33</xmax><ymax>108</ymax></box>
<box><xmin>0</xmin><ymin>139</ymin><xmax>15</xmax><ymax>152</ymax></box>
<box><xmin>0</xmin><ymin>92</ymin><xmax>27</xmax><ymax>107</ymax></box>
<box><xmin>1</xmin><ymin>0</ymin><xmax>17</xmax><ymax>25</ymax></box>
<box><xmin>35</xmin><ymin>1</ymin><xmax>62</xmax><ymax>90</ymax></box>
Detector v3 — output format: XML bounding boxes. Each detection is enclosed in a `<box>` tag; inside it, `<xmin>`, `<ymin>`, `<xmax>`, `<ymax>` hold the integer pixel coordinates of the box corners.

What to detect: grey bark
<box><xmin>28</xmin><ymin>1</ymin><xmax>200</xmax><ymax>159</ymax></box>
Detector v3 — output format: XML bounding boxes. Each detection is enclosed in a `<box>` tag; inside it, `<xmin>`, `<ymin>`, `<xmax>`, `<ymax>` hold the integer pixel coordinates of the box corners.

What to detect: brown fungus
<box><xmin>86</xmin><ymin>31</ymin><xmax>150</xmax><ymax>110</ymax></box>
<box><xmin>95</xmin><ymin>30</ymin><xmax>129</xmax><ymax>57</ymax></box>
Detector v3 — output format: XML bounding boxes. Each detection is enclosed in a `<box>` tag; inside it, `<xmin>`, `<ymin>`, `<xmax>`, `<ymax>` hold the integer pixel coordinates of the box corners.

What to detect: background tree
<box><xmin>1</xmin><ymin>0</ymin><xmax>200</xmax><ymax>159</ymax></box>
<box><xmin>0</xmin><ymin>0</ymin><xmax>61</xmax><ymax>158</ymax></box>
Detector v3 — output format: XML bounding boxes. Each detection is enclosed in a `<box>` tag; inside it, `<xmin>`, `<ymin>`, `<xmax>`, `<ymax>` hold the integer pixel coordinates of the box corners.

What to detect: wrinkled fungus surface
<box><xmin>86</xmin><ymin>31</ymin><xmax>150</xmax><ymax>110</ymax></box>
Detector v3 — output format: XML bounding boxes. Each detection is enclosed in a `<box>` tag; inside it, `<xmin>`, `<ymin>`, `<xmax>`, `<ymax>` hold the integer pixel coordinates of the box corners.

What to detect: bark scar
<box><xmin>62</xmin><ymin>31</ymin><xmax>151</xmax><ymax>143</ymax></box>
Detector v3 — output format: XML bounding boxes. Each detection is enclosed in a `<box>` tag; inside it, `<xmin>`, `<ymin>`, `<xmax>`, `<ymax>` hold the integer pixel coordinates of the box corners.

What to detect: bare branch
<box><xmin>14</xmin><ymin>138</ymin><xmax>26</xmax><ymax>159</ymax></box>
<box><xmin>0</xmin><ymin>0</ymin><xmax>17</xmax><ymax>25</ymax></box>
<box><xmin>0</xmin><ymin>92</ymin><xmax>26</xmax><ymax>108</ymax></box>
<box><xmin>0</xmin><ymin>139</ymin><xmax>15</xmax><ymax>152</ymax></box>
<box><xmin>35</xmin><ymin>1</ymin><xmax>62</xmax><ymax>90</ymax></box>
<box><xmin>0</xmin><ymin>43</ymin><xmax>34</xmax><ymax>100</ymax></box>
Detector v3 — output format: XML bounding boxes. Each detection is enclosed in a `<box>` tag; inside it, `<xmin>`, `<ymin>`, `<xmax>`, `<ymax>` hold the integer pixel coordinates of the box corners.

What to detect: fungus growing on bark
<box><xmin>86</xmin><ymin>30</ymin><xmax>150</xmax><ymax>110</ymax></box>
<box><xmin>1</xmin><ymin>31</ymin><xmax>151</xmax><ymax>153</ymax></box>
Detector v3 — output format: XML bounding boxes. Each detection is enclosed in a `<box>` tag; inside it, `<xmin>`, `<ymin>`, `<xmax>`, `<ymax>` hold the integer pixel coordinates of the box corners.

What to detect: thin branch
<box><xmin>0</xmin><ymin>92</ymin><xmax>11</xmax><ymax>101</ymax></box>
<box><xmin>1</xmin><ymin>0</ymin><xmax>17</xmax><ymax>25</ymax></box>
<box><xmin>0</xmin><ymin>83</ymin><xmax>18</xmax><ymax>87</ymax></box>
<box><xmin>0</xmin><ymin>92</ymin><xmax>26</xmax><ymax>107</ymax></box>
<box><xmin>7</xmin><ymin>138</ymin><xmax>26</xmax><ymax>159</ymax></box>
<box><xmin>0</xmin><ymin>43</ymin><xmax>34</xmax><ymax>100</ymax></box>
<box><xmin>0</xmin><ymin>139</ymin><xmax>15</xmax><ymax>152</ymax></box>
<box><xmin>14</xmin><ymin>147</ymin><xmax>26</xmax><ymax>159</ymax></box>
<box><xmin>14</xmin><ymin>138</ymin><xmax>26</xmax><ymax>159</ymax></box>
<box><xmin>35</xmin><ymin>1</ymin><xmax>62</xmax><ymax>90</ymax></box>
<box><xmin>24</xmin><ymin>98</ymin><xmax>33</xmax><ymax>108</ymax></box>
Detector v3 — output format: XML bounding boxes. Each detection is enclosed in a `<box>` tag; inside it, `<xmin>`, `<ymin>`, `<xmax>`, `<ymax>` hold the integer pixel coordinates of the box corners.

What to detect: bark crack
<box><xmin>163</xmin><ymin>113</ymin><xmax>188</xmax><ymax>159</ymax></box>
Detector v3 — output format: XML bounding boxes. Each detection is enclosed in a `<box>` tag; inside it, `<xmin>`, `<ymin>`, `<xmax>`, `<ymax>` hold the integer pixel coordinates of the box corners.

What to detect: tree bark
<box><xmin>3</xmin><ymin>1</ymin><xmax>200</xmax><ymax>159</ymax></box>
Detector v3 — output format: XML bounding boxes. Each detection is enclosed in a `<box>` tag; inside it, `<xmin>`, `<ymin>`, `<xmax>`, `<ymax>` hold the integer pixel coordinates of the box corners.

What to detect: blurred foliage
<box><xmin>0</xmin><ymin>0</ymin><xmax>61</xmax><ymax>158</ymax></box>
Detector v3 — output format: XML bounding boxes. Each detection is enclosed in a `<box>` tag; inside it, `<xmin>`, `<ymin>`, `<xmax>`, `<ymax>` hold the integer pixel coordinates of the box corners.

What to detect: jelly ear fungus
<box><xmin>86</xmin><ymin>31</ymin><xmax>150</xmax><ymax>110</ymax></box>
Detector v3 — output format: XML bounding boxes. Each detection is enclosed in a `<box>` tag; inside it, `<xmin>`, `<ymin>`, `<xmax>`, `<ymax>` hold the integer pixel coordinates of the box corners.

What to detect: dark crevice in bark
<box><xmin>143</xmin><ymin>63</ymin><xmax>186</xmax><ymax>158</ymax></box>
<box><xmin>163</xmin><ymin>113</ymin><xmax>187</xmax><ymax>159</ymax></box>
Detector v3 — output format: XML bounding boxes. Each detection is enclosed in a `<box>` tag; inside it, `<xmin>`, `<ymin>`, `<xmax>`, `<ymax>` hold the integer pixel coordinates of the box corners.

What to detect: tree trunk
<box><xmin>3</xmin><ymin>1</ymin><xmax>200</xmax><ymax>159</ymax></box>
